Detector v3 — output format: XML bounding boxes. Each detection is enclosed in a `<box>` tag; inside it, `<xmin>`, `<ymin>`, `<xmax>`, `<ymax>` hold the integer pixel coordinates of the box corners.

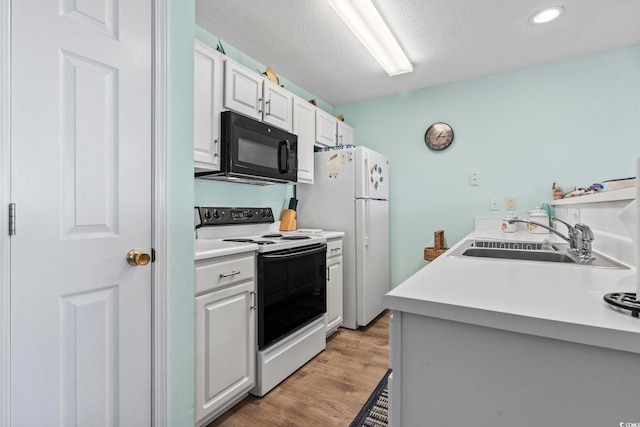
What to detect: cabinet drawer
<box><xmin>327</xmin><ymin>239</ymin><xmax>342</xmax><ymax>258</ymax></box>
<box><xmin>195</xmin><ymin>253</ymin><xmax>255</xmax><ymax>294</ymax></box>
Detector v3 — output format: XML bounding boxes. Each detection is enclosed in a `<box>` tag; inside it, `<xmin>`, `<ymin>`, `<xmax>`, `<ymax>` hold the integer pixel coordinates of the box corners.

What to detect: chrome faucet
<box><xmin>507</xmin><ymin>217</ymin><xmax>594</xmax><ymax>259</ymax></box>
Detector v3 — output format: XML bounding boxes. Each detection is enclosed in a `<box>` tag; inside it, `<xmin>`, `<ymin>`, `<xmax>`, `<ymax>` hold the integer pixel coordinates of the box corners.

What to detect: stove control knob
<box><xmin>246</xmin><ymin>210</ymin><xmax>253</xmax><ymax>219</ymax></box>
<box><xmin>260</xmin><ymin>209</ymin><xmax>266</xmax><ymax>217</ymax></box>
<box><xmin>266</xmin><ymin>209</ymin><xmax>272</xmax><ymax>218</ymax></box>
<box><xmin>203</xmin><ymin>210</ymin><xmax>212</xmax><ymax>221</ymax></box>
<box><xmin>212</xmin><ymin>209</ymin><xmax>220</xmax><ymax>220</ymax></box>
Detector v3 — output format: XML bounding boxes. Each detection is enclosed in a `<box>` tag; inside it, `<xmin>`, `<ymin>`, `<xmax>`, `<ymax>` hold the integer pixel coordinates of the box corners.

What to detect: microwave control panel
<box><xmin>195</xmin><ymin>207</ymin><xmax>274</xmax><ymax>227</ymax></box>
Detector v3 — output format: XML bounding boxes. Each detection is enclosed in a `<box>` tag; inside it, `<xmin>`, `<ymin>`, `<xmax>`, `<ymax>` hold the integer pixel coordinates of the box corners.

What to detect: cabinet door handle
<box><xmin>258</xmin><ymin>98</ymin><xmax>263</xmax><ymax>114</ymax></box>
<box><xmin>265</xmin><ymin>99</ymin><xmax>271</xmax><ymax>116</ymax></box>
<box><xmin>213</xmin><ymin>138</ymin><xmax>219</xmax><ymax>157</ymax></box>
<box><xmin>326</xmin><ymin>266</ymin><xmax>330</xmax><ymax>281</ymax></box>
<box><xmin>219</xmin><ymin>270</ymin><xmax>240</xmax><ymax>278</ymax></box>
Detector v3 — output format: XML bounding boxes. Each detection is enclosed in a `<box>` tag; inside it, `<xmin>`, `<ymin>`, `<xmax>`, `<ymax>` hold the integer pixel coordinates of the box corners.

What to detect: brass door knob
<box><xmin>127</xmin><ymin>249</ymin><xmax>151</xmax><ymax>266</ymax></box>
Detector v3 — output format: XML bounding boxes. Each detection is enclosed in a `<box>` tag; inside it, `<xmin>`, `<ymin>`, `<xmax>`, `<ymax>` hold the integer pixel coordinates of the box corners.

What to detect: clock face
<box><xmin>425</xmin><ymin>122</ymin><xmax>454</xmax><ymax>151</ymax></box>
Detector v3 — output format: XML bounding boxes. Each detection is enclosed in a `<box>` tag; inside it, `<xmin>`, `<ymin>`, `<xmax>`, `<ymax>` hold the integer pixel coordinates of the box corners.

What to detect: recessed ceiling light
<box><xmin>530</xmin><ymin>6</ymin><xmax>564</xmax><ymax>24</ymax></box>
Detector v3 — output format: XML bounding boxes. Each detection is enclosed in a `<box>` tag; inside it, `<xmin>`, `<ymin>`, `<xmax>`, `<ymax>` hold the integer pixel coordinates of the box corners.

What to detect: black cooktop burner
<box><xmin>262</xmin><ymin>234</ymin><xmax>283</xmax><ymax>238</ymax></box>
<box><xmin>281</xmin><ymin>235</ymin><xmax>311</xmax><ymax>240</ymax></box>
<box><xmin>222</xmin><ymin>238</ymin><xmax>275</xmax><ymax>245</ymax></box>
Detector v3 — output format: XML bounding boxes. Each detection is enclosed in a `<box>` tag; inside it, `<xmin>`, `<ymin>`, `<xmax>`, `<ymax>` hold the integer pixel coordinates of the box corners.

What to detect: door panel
<box><xmin>194</xmin><ymin>40</ymin><xmax>223</xmax><ymax>171</ymax></box>
<box><xmin>355</xmin><ymin>199</ymin><xmax>390</xmax><ymax>327</ymax></box>
<box><xmin>224</xmin><ymin>59</ymin><xmax>262</xmax><ymax>120</ymax></box>
<box><xmin>263</xmin><ymin>80</ymin><xmax>292</xmax><ymax>132</ymax></box>
<box><xmin>10</xmin><ymin>0</ymin><xmax>152</xmax><ymax>424</ymax></box>
<box><xmin>355</xmin><ymin>147</ymin><xmax>389</xmax><ymax>200</ymax></box>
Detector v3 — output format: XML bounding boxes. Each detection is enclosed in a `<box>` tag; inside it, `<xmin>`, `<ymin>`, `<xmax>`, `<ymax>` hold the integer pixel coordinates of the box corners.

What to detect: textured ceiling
<box><xmin>196</xmin><ymin>0</ymin><xmax>640</xmax><ymax>106</ymax></box>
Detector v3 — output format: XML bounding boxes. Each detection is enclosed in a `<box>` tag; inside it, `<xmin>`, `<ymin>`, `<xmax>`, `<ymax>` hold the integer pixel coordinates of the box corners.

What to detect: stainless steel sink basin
<box><xmin>461</xmin><ymin>247</ymin><xmax>577</xmax><ymax>263</ymax></box>
<box><xmin>448</xmin><ymin>239</ymin><xmax>627</xmax><ymax>269</ymax></box>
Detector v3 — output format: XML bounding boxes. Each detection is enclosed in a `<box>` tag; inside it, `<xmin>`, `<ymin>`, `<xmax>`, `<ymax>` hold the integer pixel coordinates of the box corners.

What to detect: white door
<box><xmin>292</xmin><ymin>96</ymin><xmax>315</xmax><ymax>184</ymax></box>
<box><xmin>355</xmin><ymin>147</ymin><xmax>389</xmax><ymax>200</ymax></box>
<box><xmin>315</xmin><ymin>108</ymin><xmax>337</xmax><ymax>146</ymax></box>
<box><xmin>355</xmin><ymin>199</ymin><xmax>390</xmax><ymax>327</ymax></box>
<box><xmin>10</xmin><ymin>0</ymin><xmax>152</xmax><ymax>425</ymax></box>
<box><xmin>224</xmin><ymin>59</ymin><xmax>263</xmax><ymax>120</ymax></box>
<box><xmin>195</xmin><ymin>281</ymin><xmax>256</xmax><ymax>425</ymax></box>
<box><xmin>194</xmin><ymin>40</ymin><xmax>224</xmax><ymax>172</ymax></box>
<box><xmin>263</xmin><ymin>79</ymin><xmax>292</xmax><ymax>132</ymax></box>
<box><xmin>337</xmin><ymin>121</ymin><xmax>354</xmax><ymax>147</ymax></box>
<box><xmin>326</xmin><ymin>256</ymin><xmax>343</xmax><ymax>333</ymax></box>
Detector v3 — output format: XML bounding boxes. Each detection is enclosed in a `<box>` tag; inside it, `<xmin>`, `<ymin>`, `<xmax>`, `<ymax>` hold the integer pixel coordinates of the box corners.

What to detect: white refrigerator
<box><xmin>297</xmin><ymin>146</ymin><xmax>390</xmax><ymax>329</ymax></box>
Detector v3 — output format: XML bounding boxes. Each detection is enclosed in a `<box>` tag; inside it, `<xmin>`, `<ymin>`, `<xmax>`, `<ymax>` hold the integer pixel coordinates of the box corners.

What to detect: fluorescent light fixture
<box><xmin>326</xmin><ymin>0</ymin><xmax>413</xmax><ymax>76</ymax></box>
<box><xmin>530</xmin><ymin>6</ymin><xmax>564</xmax><ymax>24</ymax></box>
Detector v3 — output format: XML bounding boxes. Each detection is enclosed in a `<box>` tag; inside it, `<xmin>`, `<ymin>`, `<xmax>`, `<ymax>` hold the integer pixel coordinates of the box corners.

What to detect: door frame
<box><xmin>0</xmin><ymin>0</ymin><xmax>10</xmax><ymax>426</ymax></box>
<box><xmin>152</xmin><ymin>0</ymin><xmax>169</xmax><ymax>425</ymax></box>
<box><xmin>0</xmin><ymin>0</ymin><xmax>170</xmax><ymax>426</ymax></box>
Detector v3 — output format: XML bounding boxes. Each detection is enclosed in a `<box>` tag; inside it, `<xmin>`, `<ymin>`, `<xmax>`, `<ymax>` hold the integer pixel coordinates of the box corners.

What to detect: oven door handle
<box><xmin>261</xmin><ymin>244</ymin><xmax>327</xmax><ymax>260</ymax></box>
<box><xmin>278</xmin><ymin>140</ymin><xmax>290</xmax><ymax>174</ymax></box>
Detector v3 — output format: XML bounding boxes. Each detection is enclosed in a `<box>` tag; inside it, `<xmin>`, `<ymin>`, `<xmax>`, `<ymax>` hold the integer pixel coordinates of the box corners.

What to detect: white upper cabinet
<box><xmin>315</xmin><ymin>108</ymin><xmax>337</xmax><ymax>146</ymax></box>
<box><xmin>194</xmin><ymin>41</ymin><xmax>355</xmax><ymax>181</ymax></box>
<box><xmin>337</xmin><ymin>120</ymin><xmax>354</xmax><ymax>147</ymax></box>
<box><xmin>263</xmin><ymin>79</ymin><xmax>293</xmax><ymax>132</ymax></box>
<box><xmin>224</xmin><ymin>58</ymin><xmax>263</xmax><ymax>121</ymax></box>
<box><xmin>194</xmin><ymin>40</ymin><xmax>224</xmax><ymax>172</ymax></box>
<box><xmin>292</xmin><ymin>96</ymin><xmax>316</xmax><ymax>184</ymax></box>
<box><xmin>223</xmin><ymin>59</ymin><xmax>293</xmax><ymax>132</ymax></box>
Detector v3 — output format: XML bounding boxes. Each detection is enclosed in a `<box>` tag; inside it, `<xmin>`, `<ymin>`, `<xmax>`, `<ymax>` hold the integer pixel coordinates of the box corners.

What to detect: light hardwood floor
<box><xmin>207</xmin><ymin>310</ymin><xmax>391</xmax><ymax>427</ymax></box>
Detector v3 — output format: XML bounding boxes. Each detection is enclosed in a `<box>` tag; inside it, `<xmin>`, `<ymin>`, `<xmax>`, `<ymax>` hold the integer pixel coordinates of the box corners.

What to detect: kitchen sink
<box><xmin>448</xmin><ymin>239</ymin><xmax>628</xmax><ymax>269</ymax></box>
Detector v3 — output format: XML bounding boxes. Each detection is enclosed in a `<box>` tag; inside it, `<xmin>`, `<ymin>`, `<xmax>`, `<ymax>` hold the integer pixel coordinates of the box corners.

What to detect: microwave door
<box><xmin>231</xmin><ymin>125</ymin><xmax>297</xmax><ymax>182</ymax></box>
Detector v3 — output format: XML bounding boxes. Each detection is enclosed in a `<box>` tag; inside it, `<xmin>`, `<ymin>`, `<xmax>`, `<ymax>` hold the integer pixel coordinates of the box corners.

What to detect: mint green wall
<box><xmin>168</xmin><ymin>1</ymin><xmax>195</xmax><ymax>425</ymax></box>
<box><xmin>337</xmin><ymin>45</ymin><xmax>640</xmax><ymax>287</ymax></box>
<box><xmin>194</xmin><ymin>180</ymin><xmax>296</xmax><ymax>220</ymax></box>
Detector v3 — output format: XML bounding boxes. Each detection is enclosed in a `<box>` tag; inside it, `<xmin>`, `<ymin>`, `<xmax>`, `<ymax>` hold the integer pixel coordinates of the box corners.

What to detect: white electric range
<box><xmin>195</xmin><ymin>207</ymin><xmax>328</xmax><ymax>396</ymax></box>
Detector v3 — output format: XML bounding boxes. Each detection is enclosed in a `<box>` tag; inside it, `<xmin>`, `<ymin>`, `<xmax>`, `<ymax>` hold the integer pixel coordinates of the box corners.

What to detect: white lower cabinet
<box><xmin>325</xmin><ymin>238</ymin><xmax>343</xmax><ymax>335</ymax></box>
<box><xmin>195</xmin><ymin>252</ymin><xmax>256</xmax><ymax>426</ymax></box>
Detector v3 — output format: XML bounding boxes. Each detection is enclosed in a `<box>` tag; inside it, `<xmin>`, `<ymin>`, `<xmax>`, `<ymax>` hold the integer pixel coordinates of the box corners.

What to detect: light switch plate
<box><xmin>490</xmin><ymin>197</ymin><xmax>500</xmax><ymax>210</ymax></box>
<box><xmin>505</xmin><ymin>197</ymin><xmax>516</xmax><ymax>210</ymax></box>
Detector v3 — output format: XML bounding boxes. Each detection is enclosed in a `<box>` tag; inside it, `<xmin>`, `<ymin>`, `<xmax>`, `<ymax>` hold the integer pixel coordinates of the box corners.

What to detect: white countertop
<box><xmin>383</xmin><ymin>228</ymin><xmax>640</xmax><ymax>354</ymax></box>
<box><xmin>194</xmin><ymin>230</ymin><xmax>344</xmax><ymax>261</ymax></box>
<box><xmin>295</xmin><ymin>229</ymin><xmax>345</xmax><ymax>239</ymax></box>
<box><xmin>195</xmin><ymin>239</ymin><xmax>258</xmax><ymax>261</ymax></box>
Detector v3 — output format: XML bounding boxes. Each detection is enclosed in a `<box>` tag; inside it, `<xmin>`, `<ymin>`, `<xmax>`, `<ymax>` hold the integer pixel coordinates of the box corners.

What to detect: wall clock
<box><xmin>424</xmin><ymin>122</ymin><xmax>454</xmax><ymax>151</ymax></box>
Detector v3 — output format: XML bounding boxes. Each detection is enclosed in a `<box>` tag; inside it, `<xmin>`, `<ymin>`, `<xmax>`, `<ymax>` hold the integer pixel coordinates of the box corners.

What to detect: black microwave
<box><xmin>195</xmin><ymin>111</ymin><xmax>298</xmax><ymax>184</ymax></box>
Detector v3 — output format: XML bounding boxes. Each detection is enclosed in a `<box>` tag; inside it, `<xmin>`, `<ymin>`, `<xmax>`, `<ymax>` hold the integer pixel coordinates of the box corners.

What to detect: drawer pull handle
<box><xmin>220</xmin><ymin>270</ymin><xmax>241</xmax><ymax>278</ymax></box>
<box><xmin>331</xmin><ymin>248</ymin><xmax>340</xmax><ymax>253</ymax></box>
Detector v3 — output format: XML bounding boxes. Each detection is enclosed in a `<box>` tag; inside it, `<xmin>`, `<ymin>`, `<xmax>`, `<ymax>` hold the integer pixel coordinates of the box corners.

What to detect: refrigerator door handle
<box><xmin>364</xmin><ymin>152</ymin><xmax>370</xmax><ymax>199</ymax></box>
<box><xmin>364</xmin><ymin>199</ymin><xmax>370</xmax><ymax>247</ymax></box>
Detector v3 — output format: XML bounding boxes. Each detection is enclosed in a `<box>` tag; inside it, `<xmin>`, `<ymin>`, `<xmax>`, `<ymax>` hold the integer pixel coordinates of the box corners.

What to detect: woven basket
<box><xmin>424</xmin><ymin>230</ymin><xmax>448</xmax><ymax>261</ymax></box>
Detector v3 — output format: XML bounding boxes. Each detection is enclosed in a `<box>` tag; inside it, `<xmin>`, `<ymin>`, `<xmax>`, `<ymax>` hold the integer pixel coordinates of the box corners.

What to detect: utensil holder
<box><xmin>280</xmin><ymin>209</ymin><xmax>297</xmax><ymax>231</ymax></box>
